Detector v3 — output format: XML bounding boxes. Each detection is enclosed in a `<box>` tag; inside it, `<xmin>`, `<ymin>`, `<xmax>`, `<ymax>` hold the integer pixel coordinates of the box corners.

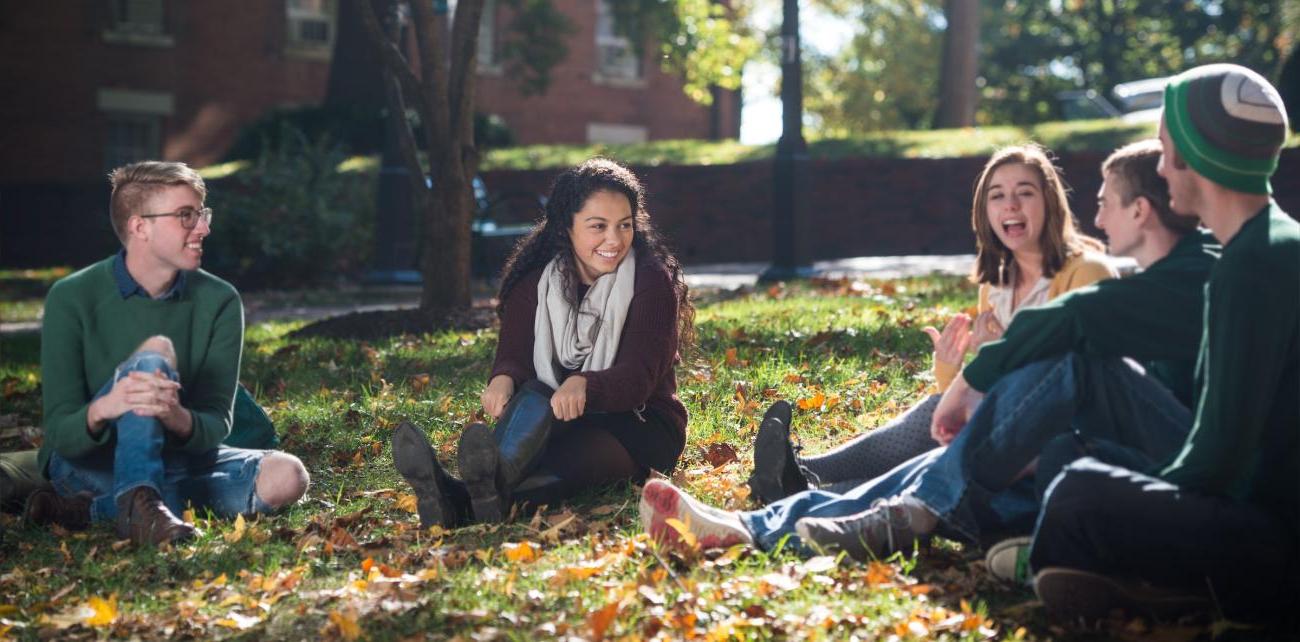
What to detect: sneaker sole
<box><xmin>458</xmin><ymin>423</ymin><xmax>505</xmax><ymax>523</ymax></box>
<box><xmin>747</xmin><ymin>417</ymin><xmax>791</xmax><ymax>504</ymax></box>
<box><xmin>640</xmin><ymin>480</ymin><xmax>746</xmax><ymax>554</ymax></box>
<box><xmin>391</xmin><ymin>422</ymin><xmax>454</xmax><ymax>528</ymax></box>
<box><xmin>1034</xmin><ymin>567</ymin><xmax>1208</xmax><ymax>623</ymax></box>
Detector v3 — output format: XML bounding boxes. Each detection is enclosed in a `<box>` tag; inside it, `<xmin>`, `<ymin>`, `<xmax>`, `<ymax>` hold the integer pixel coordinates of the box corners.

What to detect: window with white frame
<box><xmin>103</xmin><ymin>0</ymin><xmax>172</xmax><ymax>46</ymax></box>
<box><xmin>286</xmin><ymin>0</ymin><xmax>336</xmax><ymax>53</ymax></box>
<box><xmin>104</xmin><ymin>114</ymin><xmax>162</xmax><ymax>172</ymax></box>
<box><xmin>98</xmin><ymin>88</ymin><xmax>171</xmax><ymax>172</ymax></box>
<box><xmin>595</xmin><ymin>0</ymin><xmax>641</xmax><ymax>81</ymax></box>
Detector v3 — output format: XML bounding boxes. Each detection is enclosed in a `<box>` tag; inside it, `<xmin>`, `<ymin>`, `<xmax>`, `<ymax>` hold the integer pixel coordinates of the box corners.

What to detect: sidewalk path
<box><xmin>1</xmin><ymin>254</ymin><xmax>986</xmax><ymax>334</ymax></box>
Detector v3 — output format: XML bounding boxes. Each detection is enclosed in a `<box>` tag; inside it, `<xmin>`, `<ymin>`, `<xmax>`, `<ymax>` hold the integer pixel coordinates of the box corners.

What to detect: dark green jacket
<box><xmin>1161</xmin><ymin>204</ymin><xmax>1299</xmax><ymax>531</ymax></box>
<box><xmin>964</xmin><ymin>230</ymin><xmax>1220</xmax><ymax>409</ymax></box>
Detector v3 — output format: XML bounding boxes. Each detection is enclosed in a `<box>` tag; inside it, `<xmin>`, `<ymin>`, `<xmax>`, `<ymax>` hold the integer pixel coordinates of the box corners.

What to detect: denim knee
<box><xmin>115</xmin><ymin>350</ymin><xmax>177</xmax><ymax>381</ymax></box>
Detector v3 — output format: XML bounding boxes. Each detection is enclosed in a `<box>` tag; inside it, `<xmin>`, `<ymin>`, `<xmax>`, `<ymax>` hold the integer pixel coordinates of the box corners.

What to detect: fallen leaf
<box><xmin>328</xmin><ymin>609</ymin><xmax>362</xmax><ymax>640</ymax></box>
<box><xmin>502</xmin><ymin>541</ymin><xmax>540</xmax><ymax>563</ymax></box>
<box><xmin>410</xmin><ymin>373</ymin><xmax>431</xmax><ymax>393</ymax></box>
<box><xmin>85</xmin><ymin>594</ymin><xmax>117</xmax><ymax>627</ymax></box>
<box><xmin>215</xmin><ymin>611</ymin><xmax>262</xmax><ymax>630</ymax></box>
<box><xmin>703</xmin><ymin>442</ymin><xmax>739</xmax><ymax>467</ymax></box>
<box><xmin>394</xmin><ymin>494</ymin><xmax>419</xmax><ymax>514</ymax></box>
<box><xmin>586</xmin><ymin>600</ymin><xmax>621</xmax><ymax>641</ymax></box>
<box><xmin>796</xmin><ymin>392</ymin><xmax>826</xmax><ymax>411</ymax></box>
<box><xmin>663</xmin><ymin>518</ymin><xmax>697</xmax><ymax>549</ymax></box>
<box><xmin>224</xmin><ymin>513</ymin><xmax>247</xmax><ymax>544</ymax></box>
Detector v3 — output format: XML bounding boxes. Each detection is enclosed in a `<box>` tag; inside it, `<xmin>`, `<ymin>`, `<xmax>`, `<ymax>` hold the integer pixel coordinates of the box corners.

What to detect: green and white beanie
<box><xmin>1163</xmin><ymin>63</ymin><xmax>1288</xmax><ymax>194</ymax></box>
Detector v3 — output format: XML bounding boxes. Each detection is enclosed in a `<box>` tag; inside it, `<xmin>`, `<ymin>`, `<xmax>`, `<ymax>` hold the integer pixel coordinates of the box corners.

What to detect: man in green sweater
<box><xmin>1027</xmin><ymin>64</ymin><xmax>1298</xmax><ymax>623</ymax></box>
<box><xmin>26</xmin><ymin>161</ymin><xmax>310</xmax><ymax>546</ymax></box>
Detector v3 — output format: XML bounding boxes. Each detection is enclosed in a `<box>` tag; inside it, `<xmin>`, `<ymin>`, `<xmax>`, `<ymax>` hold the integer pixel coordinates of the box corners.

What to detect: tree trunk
<box><xmin>935</xmin><ymin>0</ymin><xmax>979</xmax><ymax>128</ymax></box>
<box><xmin>359</xmin><ymin>0</ymin><xmax>480</xmax><ymax>322</ymax></box>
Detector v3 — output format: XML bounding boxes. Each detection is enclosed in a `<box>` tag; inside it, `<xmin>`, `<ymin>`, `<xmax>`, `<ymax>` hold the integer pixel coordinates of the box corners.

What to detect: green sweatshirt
<box><xmin>38</xmin><ymin>256</ymin><xmax>244</xmax><ymax>477</ymax></box>
<box><xmin>1160</xmin><ymin>204</ymin><xmax>1299</xmax><ymax>530</ymax></box>
<box><xmin>963</xmin><ymin>230</ymin><xmax>1220</xmax><ymax>408</ymax></box>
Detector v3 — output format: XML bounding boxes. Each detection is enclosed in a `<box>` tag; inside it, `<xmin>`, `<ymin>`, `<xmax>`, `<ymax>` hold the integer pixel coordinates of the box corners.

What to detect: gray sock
<box><xmin>800</xmin><ymin>394</ymin><xmax>941</xmax><ymax>487</ymax></box>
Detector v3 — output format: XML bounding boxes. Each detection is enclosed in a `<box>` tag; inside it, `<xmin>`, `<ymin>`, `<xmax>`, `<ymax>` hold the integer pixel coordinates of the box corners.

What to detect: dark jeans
<box><xmin>915</xmin><ymin>353</ymin><xmax>1192</xmax><ymax>543</ymax></box>
<box><xmin>740</xmin><ymin>354</ymin><xmax>1191</xmax><ymax>551</ymax></box>
<box><xmin>1031</xmin><ymin>456</ymin><xmax>1300</xmax><ymax>622</ymax></box>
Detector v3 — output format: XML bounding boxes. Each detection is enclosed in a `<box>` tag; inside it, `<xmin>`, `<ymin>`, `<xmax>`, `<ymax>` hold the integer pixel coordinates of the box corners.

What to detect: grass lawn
<box><xmin>0</xmin><ymin>276</ymin><xmax>1255</xmax><ymax>640</ymax></box>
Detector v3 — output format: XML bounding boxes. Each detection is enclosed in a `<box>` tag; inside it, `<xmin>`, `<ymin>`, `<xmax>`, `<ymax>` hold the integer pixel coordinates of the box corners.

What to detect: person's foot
<box><xmin>794</xmin><ymin>496</ymin><xmax>937</xmax><ymax>560</ymax></box>
<box><xmin>458</xmin><ymin>422</ymin><xmax>506</xmax><ymax>523</ymax></box>
<box><xmin>639</xmin><ymin>479</ymin><xmax>752</xmax><ymax>554</ymax></box>
<box><xmin>746</xmin><ymin>401</ymin><xmax>809</xmax><ymax>505</ymax></box>
<box><xmin>114</xmin><ymin>487</ymin><xmax>198</xmax><ymax>546</ymax></box>
<box><xmin>392</xmin><ymin>421</ymin><xmax>464</xmax><ymax>528</ymax></box>
<box><xmin>1034</xmin><ymin>567</ymin><xmax>1209</xmax><ymax>624</ymax></box>
<box><xmin>984</xmin><ymin>536</ymin><xmax>1033</xmax><ymax>586</ymax></box>
<box><xmin>24</xmin><ymin>490</ymin><xmax>93</xmax><ymax>530</ymax></box>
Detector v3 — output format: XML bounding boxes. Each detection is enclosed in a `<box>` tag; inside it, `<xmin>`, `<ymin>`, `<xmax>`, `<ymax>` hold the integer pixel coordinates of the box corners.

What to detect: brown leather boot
<box><xmin>24</xmin><ymin>490</ymin><xmax>93</xmax><ymax>530</ymax></box>
<box><xmin>115</xmin><ymin>487</ymin><xmax>198</xmax><ymax>546</ymax></box>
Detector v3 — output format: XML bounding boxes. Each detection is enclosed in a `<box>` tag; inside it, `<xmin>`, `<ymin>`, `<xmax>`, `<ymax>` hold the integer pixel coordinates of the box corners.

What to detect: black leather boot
<box><xmin>746</xmin><ymin>401</ymin><xmax>811</xmax><ymax>504</ymax></box>
<box><xmin>458</xmin><ymin>380</ymin><xmax>555</xmax><ymax>523</ymax></box>
<box><xmin>392</xmin><ymin>421</ymin><xmax>470</xmax><ymax>528</ymax></box>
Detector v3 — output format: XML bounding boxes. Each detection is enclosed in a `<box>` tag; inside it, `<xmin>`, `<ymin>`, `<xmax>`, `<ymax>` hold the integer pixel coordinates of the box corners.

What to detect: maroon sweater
<box><xmin>489</xmin><ymin>254</ymin><xmax>688</xmax><ymax>439</ymax></box>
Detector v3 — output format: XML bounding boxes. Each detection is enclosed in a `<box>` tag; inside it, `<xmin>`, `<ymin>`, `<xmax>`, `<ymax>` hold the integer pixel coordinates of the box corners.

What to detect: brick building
<box><xmin>0</xmin><ymin>0</ymin><xmax>739</xmax><ymax>185</ymax></box>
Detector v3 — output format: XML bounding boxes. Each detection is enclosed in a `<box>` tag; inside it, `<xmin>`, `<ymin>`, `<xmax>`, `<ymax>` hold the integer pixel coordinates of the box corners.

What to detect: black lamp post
<box><xmin>759</xmin><ymin>0</ymin><xmax>812</xmax><ymax>282</ymax></box>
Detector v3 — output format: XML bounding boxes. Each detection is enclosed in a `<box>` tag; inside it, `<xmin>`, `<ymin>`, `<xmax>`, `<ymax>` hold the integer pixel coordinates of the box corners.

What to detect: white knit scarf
<box><xmin>532</xmin><ymin>249</ymin><xmax>637</xmax><ymax>389</ymax></box>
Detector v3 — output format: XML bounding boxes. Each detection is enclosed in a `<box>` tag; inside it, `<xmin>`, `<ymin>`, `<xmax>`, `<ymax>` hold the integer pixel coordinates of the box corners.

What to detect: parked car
<box><xmin>1057</xmin><ymin>77</ymin><xmax>1168</xmax><ymax>123</ymax></box>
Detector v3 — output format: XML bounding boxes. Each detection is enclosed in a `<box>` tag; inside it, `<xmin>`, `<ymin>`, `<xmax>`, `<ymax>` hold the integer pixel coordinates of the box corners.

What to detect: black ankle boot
<box><xmin>747</xmin><ymin>400</ymin><xmax>810</xmax><ymax>504</ymax></box>
<box><xmin>458</xmin><ymin>380</ymin><xmax>555</xmax><ymax>523</ymax></box>
<box><xmin>393</xmin><ymin>421</ymin><xmax>468</xmax><ymax>528</ymax></box>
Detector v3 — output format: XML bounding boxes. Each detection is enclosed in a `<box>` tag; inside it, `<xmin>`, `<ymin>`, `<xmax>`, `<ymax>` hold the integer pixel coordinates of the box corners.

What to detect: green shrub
<box><xmin>205</xmin><ymin>125</ymin><xmax>375</xmax><ymax>289</ymax></box>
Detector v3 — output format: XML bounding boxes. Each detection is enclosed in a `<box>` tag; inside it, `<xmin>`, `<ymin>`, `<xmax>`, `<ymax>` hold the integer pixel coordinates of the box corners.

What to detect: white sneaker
<box><xmin>984</xmin><ymin>536</ymin><xmax>1032</xmax><ymax>585</ymax></box>
<box><xmin>639</xmin><ymin>479</ymin><xmax>752</xmax><ymax>554</ymax></box>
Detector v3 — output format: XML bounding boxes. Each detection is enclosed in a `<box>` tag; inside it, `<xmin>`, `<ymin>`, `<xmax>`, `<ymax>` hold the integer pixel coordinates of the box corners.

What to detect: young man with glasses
<box><xmin>25</xmin><ymin>161</ymin><xmax>310</xmax><ymax>546</ymax></box>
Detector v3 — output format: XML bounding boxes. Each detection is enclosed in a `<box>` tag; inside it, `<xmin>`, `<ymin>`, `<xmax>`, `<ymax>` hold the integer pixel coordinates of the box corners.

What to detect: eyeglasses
<box><xmin>139</xmin><ymin>207</ymin><xmax>213</xmax><ymax>230</ymax></box>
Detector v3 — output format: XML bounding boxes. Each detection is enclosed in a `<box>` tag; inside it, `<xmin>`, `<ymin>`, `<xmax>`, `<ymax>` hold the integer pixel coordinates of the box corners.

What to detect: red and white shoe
<box><xmin>639</xmin><ymin>479</ymin><xmax>753</xmax><ymax>554</ymax></box>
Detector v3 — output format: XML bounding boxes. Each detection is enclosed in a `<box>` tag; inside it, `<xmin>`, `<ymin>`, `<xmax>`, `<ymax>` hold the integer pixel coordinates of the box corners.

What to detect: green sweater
<box><xmin>38</xmin><ymin>256</ymin><xmax>244</xmax><ymax>477</ymax></box>
<box><xmin>1160</xmin><ymin>204</ymin><xmax>1299</xmax><ymax>530</ymax></box>
<box><xmin>963</xmin><ymin>230</ymin><xmax>1220</xmax><ymax>408</ymax></box>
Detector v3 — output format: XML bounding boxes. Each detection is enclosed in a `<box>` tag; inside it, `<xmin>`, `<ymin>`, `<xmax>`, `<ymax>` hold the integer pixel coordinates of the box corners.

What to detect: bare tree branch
<box><xmin>448</xmin><ymin>0</ymin><xmax>486</xmax><ymax>163</ymax></box>
<box><xmin>409</xmin><ymin>0</ymin><xmax>451</xmax><ymax>155</ymax></box>
<box><xmin>356</xmin><ymin>0</ymin><xmax>430</xmax><ymax>117</ymax></box>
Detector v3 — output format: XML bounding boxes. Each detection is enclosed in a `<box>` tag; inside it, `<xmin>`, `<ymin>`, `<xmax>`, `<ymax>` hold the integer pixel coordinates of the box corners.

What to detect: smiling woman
<box><xmin>393</xmin><ymin>158</ymin><xmax>696</xmax><ymax>529</ymax></box>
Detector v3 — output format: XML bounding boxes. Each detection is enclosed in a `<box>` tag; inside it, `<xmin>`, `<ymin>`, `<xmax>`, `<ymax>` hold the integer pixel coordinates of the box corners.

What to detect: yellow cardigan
<box><xmin>933</xmin><ymin>251</ymin><xmax>1117</xmax><ymax>391</ymax></box>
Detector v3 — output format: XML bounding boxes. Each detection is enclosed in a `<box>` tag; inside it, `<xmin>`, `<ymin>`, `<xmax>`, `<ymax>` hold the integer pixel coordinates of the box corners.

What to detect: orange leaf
<box><xmin>796</xmin><ymin>392</ymin><xmax>825</xmax><ymax>411</ymax></box>
<box><xmin>586</xmin><ymin>600</ymin><xmax>621</xmax><ymax>641</ymax></box>
<box><xmin>502</xmin><ymin>541</ymin><xmax>540</xmax><ymax>563</ymax></box>
<box><xmin>394</xmin><ymin>493</ymin><xmax>419</xmax><ymax>514</ymax></box>
<box><xmin>724</xmin><ymin>347</ymin><xmax>740</xmax><ymax>367</ymax></box>
<box><xmin>664</xmin><ymin>518</ymin><xmax>697</xmax><ymax>549</ymax></box>
<box><xmin>328</xmin><ymin>609</ymin><xmax>362</xmax><ymax>640</ymax></box>
<box><xmin>865</xmin><ymin>561</ymin><xmax>894</xmax><ymax>586</ymax></box>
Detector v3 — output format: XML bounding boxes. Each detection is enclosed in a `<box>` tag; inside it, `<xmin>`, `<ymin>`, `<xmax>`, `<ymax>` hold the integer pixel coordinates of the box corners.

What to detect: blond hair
<box><xmin>970</xmin><ymin>144</ymin><xmax>1104</xmax><ymax>286</ymax></box>
<box><xmin>108</xmin><ymin>161</ymin><xmax>207</xmax><ymax>244</ymax></box>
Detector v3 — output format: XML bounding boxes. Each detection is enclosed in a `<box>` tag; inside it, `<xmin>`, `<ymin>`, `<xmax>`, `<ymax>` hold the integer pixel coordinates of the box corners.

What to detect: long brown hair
<box><xmin>970</xmin><ymin>144</ymin><xmax>1103</xmax><ymax>286</ymax></box>
<box><xmin>496</xmin><ymin>158</ymin><xmax>696</xmax><ymax>351</ymax></box>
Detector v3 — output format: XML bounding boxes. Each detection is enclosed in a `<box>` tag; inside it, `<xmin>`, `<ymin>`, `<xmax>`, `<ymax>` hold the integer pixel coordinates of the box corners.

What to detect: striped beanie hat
<box><xmin>1163</xmin><ymin>63</ymin><xmax>1288</xmax><ymax>194</ymax></box>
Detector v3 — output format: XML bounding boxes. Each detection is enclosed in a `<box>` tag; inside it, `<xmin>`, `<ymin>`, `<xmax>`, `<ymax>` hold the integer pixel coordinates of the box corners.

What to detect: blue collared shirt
<box><xmin>112</xmin><ymin>249</ymin><xmax>187</xmax><ymax>300</ymax></box>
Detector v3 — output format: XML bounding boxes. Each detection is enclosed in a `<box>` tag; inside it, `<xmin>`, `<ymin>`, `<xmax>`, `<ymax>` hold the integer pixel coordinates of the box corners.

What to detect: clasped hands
<box><xmin>87</xmin><ymin>370</ymin><xmax>189</xmax><ymax>437</ymax></box>
<box><xmin>481</xmin><ymin>374</ymin><xmax>588</xmax><ymax>422</ymax></box>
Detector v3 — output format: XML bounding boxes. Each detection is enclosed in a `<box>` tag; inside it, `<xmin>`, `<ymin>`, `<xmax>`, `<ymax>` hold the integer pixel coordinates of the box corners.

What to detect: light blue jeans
<box><xmin>740</xmin><ymin>354</ymin><xmax>1191</xmax><ymax>551</ymax></box>
<box><xmin>47</xmin><ymin>350</ymin><xmax>272</xmax><ymax>522</ymax></box>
